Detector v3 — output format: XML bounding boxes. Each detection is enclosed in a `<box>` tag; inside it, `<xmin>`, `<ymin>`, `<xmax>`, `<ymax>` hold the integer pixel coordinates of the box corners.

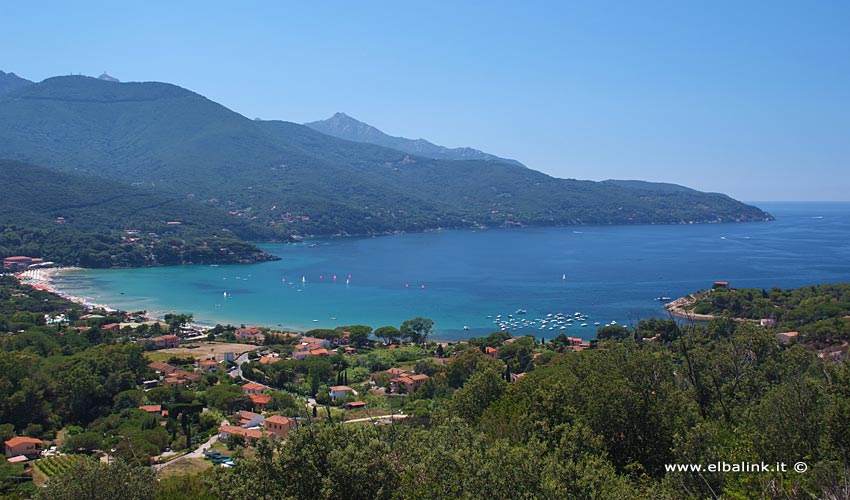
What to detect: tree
<box><xmin>164</xmin><ymin>313</ymin><xmax>193</xmax><ymax>333</ymax></box>
<box><xmin>441</xmin><ymin>367</ymin><xmax>507</xmax><ymax>424</ymax></box>
<box><xmin>374</xmin><ymin>326</ymin><xmax>401</xmax><ymax>346</ymax></box>
<box><xmin>345</xmin><ymin>325</ymin><xmax>373</xmax><ymax>348</ymax></box>
<box><xmin>400</xmin><ymin>317</ymin><xmax>434</xmax><ymax>344</ymax></box>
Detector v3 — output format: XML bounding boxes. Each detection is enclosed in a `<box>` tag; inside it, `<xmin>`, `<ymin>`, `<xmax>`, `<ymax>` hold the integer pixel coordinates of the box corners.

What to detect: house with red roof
<box><xmin>248</xmin><ymin>393</ymin><xmax>271</xmax><ymax>411</ymax></box>
<box><xmin>4</xmin><ymin>436</ymin><xmax>43</xmax><ymax>458</ymax></box>
<box><xmin>328</xmin><ymin>385</ymin><xmax>353</xmax><ymax>401</ymax></box>
<box><xmin>218</xmin><ymin>425</ymin><xmax>263</xmax><ymax>444</ymax></box>
<box><xmin>242</xmin><ymin>382</ymin><xmax>268</xmax><ymax>395</ymax></box>
<box><xmin>150</xmin><ymin>334</ymin><xmax>179</xmax><ymax>349</ymax></box>
<box><xmin>198</xmin><ymin>359</ymin><xmax>218</xmax><ymax>372</ymax></box>
<box><xmin>235</xmin><ymin>410</ymin><xmax>265</xmax><ymax>428</ymax></box>
<box><xmin>264</xmin><ymin>415</ymin><xmax>297</xmax><ymax>439</ymax></box>
<box><xmin>391</xmin><ymin>373</ymin><xmax>430</xmax><ymax>393</ymax></box>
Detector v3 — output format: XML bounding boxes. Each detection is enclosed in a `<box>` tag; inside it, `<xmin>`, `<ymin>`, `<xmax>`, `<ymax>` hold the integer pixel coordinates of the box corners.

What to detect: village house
<box><xmin>150</xmin><ymin>334</ymin><xmax>179</xmax><ymax>349</ymax></box>
<box><xmin>343</xmin><ymin>401</ymin><xmax>367</xmax><ymax>410</ymax></box>
<box><xmin>264</xmin><ymin>415</ymin><xmax>297</xmax><ymax>439</ymax></box>
<box><xmin>148</xmin><ymin>361</ymin><xmax>178</xmax><ymax>374</ymax></box>
<box><xmin>248</xmin><ymin>393</ymin><xmax>271</xmax><ymax>411</ymax></box>
<box><xmin>162</xmin><ymin>377</ymin><xmax>187</xmax><ymax>388</ymax></box>
<box><xmin>390</xmin><ymin>374</ymin><xmax>430</xmax><ymax>394</ymax></box>
<box><xmin>386</xmin><ymin>367</ymin><xmax>409</xmax><ymax>377</ymax></box>
<box><xmin>235</xmin><ymin>410</ymin><xmax>265</xmax><ymax>428</ymax></box>
<box><xmin>242</xmin><ymin>382</ymin><xmax>268</xmax><ymax>395</ymax></box>
<box><xmin>218</xmin><ymin>425</ymin><xmax>263</xmax><ymax>444</ymax></box>
<box><xmin>101</xmin><ymin>323</ymin><xmax>122</xmax><ymax>334</ymax></box>
<box><xmin>328</xmin><ymin>385</ymin><xmax>353</xmax><ymax>401</ymax></box>
<box><xmin>760</xmin><ymin>318</ymin><xmax>776</xmax><ymax>328</ymax></box>
<box><xmin>138</xmin><ymin>405</ymin><xmax>162</xmax><ymax>416</ymax></box>
<box><xmin>197</xmin><ymin>359</ymin><xmax>218</xmax><ymax>373</ymax></box>
<box><xmin>4</xmin><ymin>436</ymin><xmax>43</xmax><ymax>458</ymax></box>
<box><xmin>485</xmin><ymin>346</ymin><xmax>499</xmax><ymax>357</ymax></box>
<box><xmin>235</xmin><ymin>327</ymin><xmax>264</xmax><ymax>343</ymax></box>
<box><xmin>259</xmin><ymin>354</ymin><xmax>282</xmax><ymax>365</ymax></box>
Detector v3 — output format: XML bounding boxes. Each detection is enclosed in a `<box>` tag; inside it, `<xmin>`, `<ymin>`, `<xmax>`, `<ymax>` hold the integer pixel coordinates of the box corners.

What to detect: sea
<box><xmin>51</xmin><ymin>202</ymin><xmax>850</xmax><ymax>341</ymax></box>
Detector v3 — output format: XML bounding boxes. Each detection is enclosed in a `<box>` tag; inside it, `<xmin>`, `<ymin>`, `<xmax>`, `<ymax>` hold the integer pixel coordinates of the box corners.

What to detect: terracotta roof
<box><xmin>329</xmin><ymin>385</ymin><xmax>352</xmax><ymax>391</ymax></box>
<box><xmin>249</xmin><ymin>393</ymin><xmax>271</xmax><ymax>405</ymax></box>
<box><xmin>199</xmin><ymin>360</ymin><xmax>217</xmax><ymax>366</ymax></box>
<box><xmin>138</xmin><ymin>405</ymin><xmax>161</xmax><ymax>413</ymax></box>
<box><xmin>410</xmin><ymin>374</ymin><xmax>429</xmax><ymax>381</ymax></box>
<box><xmin>344</xmin><ymin>401</ymin><xmax>366</xmax><ymax>408</ymax></box>
<box><xmin>219</xmin><ymin>425</ymin><xmax>263</xmax><ymax>440</ymax></box>
<box><xmin>242</xmin><ymin>382</ymin><xmax>268</xmax><ymax>391</ymax></box>
<box><xmin>265</xmin><ymin>415</ymin><xmax>295</xmax><ymax>425</ymax></box>
<box><xmin>310</xmin><ymin>348</ymin><xmax>330</xmax><ymax>356</ymax></box>
<box><xmin>4</xmin><ymin>436</ymin><xmax>42</xmax><ymax>447</ymax></box>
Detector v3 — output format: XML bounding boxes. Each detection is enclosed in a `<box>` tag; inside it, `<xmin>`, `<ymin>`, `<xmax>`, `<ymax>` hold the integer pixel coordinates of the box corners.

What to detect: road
<box><xmin>343</xmin><ymin>414</ymin><xmax>409</xmax><ymax>424</ymax></box>
<box><xmin>230</xmin><ymin>351</ymin><xmax>251</xmax><ymax>379</ymax></box>
<box><xmin>153</xmin><ymin>432</ymin><xmax>220</xmax><ymax>472</ymax></box>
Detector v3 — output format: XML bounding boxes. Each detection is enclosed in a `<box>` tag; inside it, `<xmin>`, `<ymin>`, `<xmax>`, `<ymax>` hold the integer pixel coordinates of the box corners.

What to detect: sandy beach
<box><xmin>15</xmin><ymin>267</ymin><xmax>213</xmax><ymax>330</ymax></box>
<box><xmin>15</xmin><ymin>267</ymin><xmax>119</xmax><ymax>311</ymax></box>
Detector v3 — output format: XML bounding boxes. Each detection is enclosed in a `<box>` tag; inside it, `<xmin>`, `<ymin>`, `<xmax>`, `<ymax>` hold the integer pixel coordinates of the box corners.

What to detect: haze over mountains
<box><xmin>305</xmin><ymin>112</ymin><xmax>524</xmax><ymax>166</ymax></box>
<box><xmin>0</xmin><ymin>71</ymin><xmax>771</xmax><ymax>249</ymax></box>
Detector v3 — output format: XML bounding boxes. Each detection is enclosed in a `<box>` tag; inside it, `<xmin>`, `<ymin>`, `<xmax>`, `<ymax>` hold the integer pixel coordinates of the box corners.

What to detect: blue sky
<box><xmin>2</xmin><ymin>1</ymin><xmax>849</xmax><ymax>201</ymax></box>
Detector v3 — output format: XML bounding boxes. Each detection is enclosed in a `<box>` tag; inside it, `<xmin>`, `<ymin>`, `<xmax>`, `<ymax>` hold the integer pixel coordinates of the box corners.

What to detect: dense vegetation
<box><xmin>0</xmin><ymin>160</ymin><xmax>280</xmax><ymax>267</ymax></box>
<box><xmin>2</xmin><ymin>275</ymin><xmax>850</xmax><ymax>498</ymax></box>
<box><xmin>689</xmin><ymin>283</ymin><xmax>850</xmax><ymax>344</ymax></box>
<box><xmin>0</xmin><ymin>75</ymin><xmax>772</xmax><ymax>239</ymax></box>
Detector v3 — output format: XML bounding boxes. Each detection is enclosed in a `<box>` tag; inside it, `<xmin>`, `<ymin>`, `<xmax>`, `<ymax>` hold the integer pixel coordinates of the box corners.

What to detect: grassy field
<box><xmin>157</xmin><ymin>457</ymin><xmax>211</xmax><ymax>478</ymax></box>
<box><xmin>145</xmin><ymin>342</ymin><xmax>258</xmax><ymax>363</ymax></box>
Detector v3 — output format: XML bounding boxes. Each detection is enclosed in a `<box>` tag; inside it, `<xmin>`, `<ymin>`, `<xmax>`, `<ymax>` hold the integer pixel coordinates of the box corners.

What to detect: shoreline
<box><xmin>17</xmin><ymin>267</ymin><xmax>219</xmax><ymax>332</ymax></box>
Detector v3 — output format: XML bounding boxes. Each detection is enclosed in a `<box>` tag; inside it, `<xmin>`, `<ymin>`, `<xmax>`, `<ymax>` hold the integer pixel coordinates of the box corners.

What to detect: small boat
<box><xmin>581</xmin><ymin>323</ymin><xmax>587</xmax><ymax>327</ymax></box>
<box><xmin>463</xmin><ymin>326</ymin><xmax>470</xmax><ymax>331</ymax></box>
<box><xmin>515</xmin><ymin>309</ymin><xmax>527</xmax><ymax>314</ymax></box>
<box><xmin>312</xmin><ymin>319</ymin><xmax>319</xmax><ymax>322</ymax></box>
<box><xmin>562</xmin><ymin>273</ymin><xmax>566</xmax><ymax>280</ymax></box>
<box><xmin>302</xmin><ymin>276</ymin><xmax>306</xmax><ymax>283</ymax></box>
<box><xmin>594</xmin><ymin>322</ymin><xmax>601</xmax><ymax>326</ymax></box>
<box><xmin>655</xmin><ymin>296</ymin><xmax>672</xmax><ymax>301</ymax></box>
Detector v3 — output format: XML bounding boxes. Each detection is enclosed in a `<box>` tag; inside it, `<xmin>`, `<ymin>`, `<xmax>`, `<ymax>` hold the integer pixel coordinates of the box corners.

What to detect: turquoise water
<box><xmin>53</xmin><ymin>202</ymin><xmax>850</xmax><ymax>341</ymax></box>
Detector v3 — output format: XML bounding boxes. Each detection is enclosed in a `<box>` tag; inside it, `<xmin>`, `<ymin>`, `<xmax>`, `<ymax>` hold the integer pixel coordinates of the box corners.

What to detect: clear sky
<box><xmin>3</xmin><ymin>1</ymin><xmax>849</xmax><ymax>201</ymax></box>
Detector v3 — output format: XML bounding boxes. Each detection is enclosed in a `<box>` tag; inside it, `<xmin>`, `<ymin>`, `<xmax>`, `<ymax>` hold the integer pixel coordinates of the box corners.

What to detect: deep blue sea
<box><xmin>52</xmin><ymin>202</ymin><xmax>850</xmax><ymax>341</ymax></box>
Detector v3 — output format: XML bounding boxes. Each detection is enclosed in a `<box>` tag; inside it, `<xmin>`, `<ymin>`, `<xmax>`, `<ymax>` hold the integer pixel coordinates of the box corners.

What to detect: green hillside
<box><xmin>0</xmin><ymin>76</ymin><xmax>773</xmax><ymax>237</ymax></box>
<box><xmin>0</xmin><ymin>160</ymin><xmax>278</xmax><ymax>267</ymax></box>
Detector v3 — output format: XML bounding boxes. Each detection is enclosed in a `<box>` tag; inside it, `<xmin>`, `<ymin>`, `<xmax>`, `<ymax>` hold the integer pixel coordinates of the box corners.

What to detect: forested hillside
<box><xmin>0</xmin><ymin>75</ymin><xmax>772</xmax><ymax>238</ymax></box>
<box><xmin>0</xmin><ymin>160</ymin><xmax>279</xmax><ymax>267</ymax></box>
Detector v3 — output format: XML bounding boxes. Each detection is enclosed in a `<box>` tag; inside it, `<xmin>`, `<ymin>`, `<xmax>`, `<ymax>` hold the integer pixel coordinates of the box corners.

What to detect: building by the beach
<box><xmin>3</xmin><ymin>256</ymin><xmax>44</xmax><ymax>270</ymax></box>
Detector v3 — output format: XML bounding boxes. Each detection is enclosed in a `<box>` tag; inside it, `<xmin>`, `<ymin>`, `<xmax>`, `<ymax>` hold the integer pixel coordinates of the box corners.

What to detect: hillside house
<box><xmin>242</xmin><ymin>382</ymin><xmax>268</xmax><ymax>395</ymax></box>
<box><xmin>264</xmin><ymin>415</ymin><xmax>297</xmax><ymax>439</ymax></box>
<box><xmin>150</xmin><ymin>334</ymin><xmax>179</xmax><ymax>349</ymax></box>
<box><xmin>218</xmin><ymin>425</ymin><xmax>263</xmax><ymax>444</ymax></box>
<box><xmin>328</xmin><ymin>385</ymin><xmax>353</xmax><ymax>401</ymax></box>
<box><xmin>4</xmin><ymin>437</ymin><xmax>43</xmax><ymax>458</ymax></box>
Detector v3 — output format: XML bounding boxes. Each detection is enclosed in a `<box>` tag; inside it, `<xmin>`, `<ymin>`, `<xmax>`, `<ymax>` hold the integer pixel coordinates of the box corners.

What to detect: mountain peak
<box><xmin>98</xmin><ymin>72</ymin><xmax>120</xmax><ymax>82</ymax></box>
<box><xmin>0</xmin><ymin>69</ymin><xmax>34</xmax><ymax>97</ymax></box>
<box><xmin>305</xmin><ymin>113</ymin><xmax>524</xmax><ymax>166</ymax></box>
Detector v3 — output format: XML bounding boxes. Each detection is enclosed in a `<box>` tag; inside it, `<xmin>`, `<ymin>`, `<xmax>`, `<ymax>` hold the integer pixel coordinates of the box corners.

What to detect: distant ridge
<box><xmin>98</xmin><ymin>72</ymin><xmax>120</xmax><ymax>82</ymax></box>
<box><xmin>0</xmin><ymin>75</ymin><xmax>774</xmax><ymax>238</ymax></box>
<box><xmin>0</xmin><ymin>70</ymin><xmax>33</xmax><ymax>96</ymax></box>
<box><xmin>305</xmin><ymin>112</ymin><xmax>524</xmax><ymax>166</ymax></box>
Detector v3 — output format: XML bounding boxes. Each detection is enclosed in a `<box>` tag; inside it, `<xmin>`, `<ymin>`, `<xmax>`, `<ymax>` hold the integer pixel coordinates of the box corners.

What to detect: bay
<box><xmin>52</xmin><ymin>202</ymin><xmax>850</xmax><ymax>341</ymax></box>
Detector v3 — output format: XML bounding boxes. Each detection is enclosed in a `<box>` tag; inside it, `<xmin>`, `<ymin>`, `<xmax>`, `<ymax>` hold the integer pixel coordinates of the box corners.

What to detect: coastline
<box><xmin>664</xmin><ymin>295</ymin><xmax>718</xmax><ymax>322</ymax></box>
<box><xmin>16</xmin><ymin>266</ymin><xmax>119</xmax><ymax>311</ymax></box>
<box><xmin>16</xmin><ymin>267</ymin><xmax>219</xmax><ymax>331</ymax></box>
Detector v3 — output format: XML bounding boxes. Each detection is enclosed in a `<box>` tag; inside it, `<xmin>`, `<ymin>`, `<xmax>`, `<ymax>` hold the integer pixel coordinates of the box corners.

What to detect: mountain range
<box><xmin>305</xmin><ymin>112</ymin><xmax>524</xmax><ymax>166</ymax></box>
<box><xmin>0</xmin><ymin>71</ymin><xmax>772</xmax><ymax>264</ymax></box>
